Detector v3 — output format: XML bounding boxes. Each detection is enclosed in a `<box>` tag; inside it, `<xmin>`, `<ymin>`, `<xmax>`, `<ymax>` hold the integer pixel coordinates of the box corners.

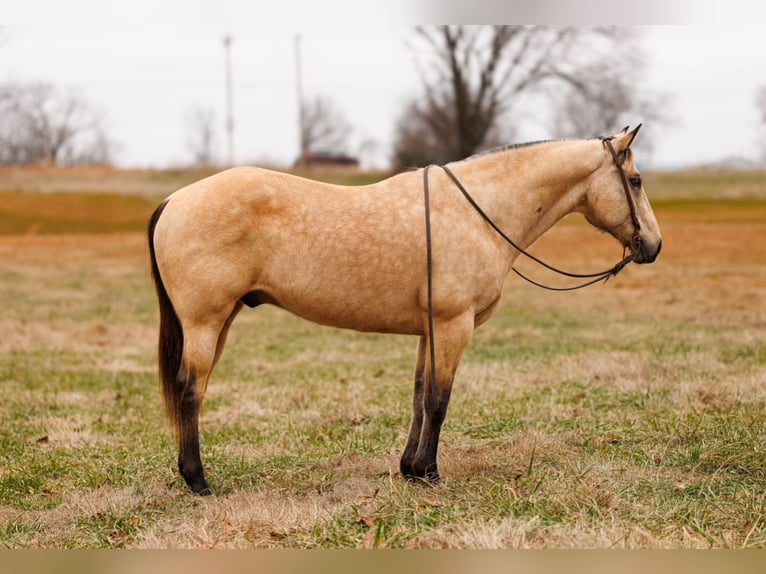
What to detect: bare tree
<box><xmin>393</xmin><ymin>25</ymin><xmax>663</xmax><ymax>167</ymax></box>
<box><xmin>0</xmin><ymin>81</ymin><xmax>113</xmax><ymax>166</ymax></box>
<box><xmin>185</xmin><ymin>105</ymin><xmax>217</xmax><ymax>167</ymax></box>
<box><xmin>393</xmin><ymin>100</ymin><xmax>446</xmax><ymax>168</ymax></box>
<box><xmin>548</xmin><ymin>30</ymin><xmax>674</xmax><ymax>162</ymax></box>
<box><xmin>299</xmin><ymin>95</ymin><xmax>352</xmax><ymax>157</ymax></box>
<box><xmin>393</xmin><ymin>97</ymin><xmax>517</xmax><ymax>168</ymax></box>
<box><xmin>553</xmin><ymin>77</ymin><xmax>640</xmax><ymax>137</ymax></box>
<box><xmin>69</xmin><ymin>127</ymin><xmax>116</xmax><ymax>165</ymax></box>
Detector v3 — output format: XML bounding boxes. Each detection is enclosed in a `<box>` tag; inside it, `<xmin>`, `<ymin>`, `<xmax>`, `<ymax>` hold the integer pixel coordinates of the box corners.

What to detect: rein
<box><xmin>423</xmin><ymin>137</ymin><xmax>640</xmax><ymax>294</ymax></box>
<box><xmin>421</xmin><ymin>138</ymin><xmax>641</xmax><ymax>387</ymax></box>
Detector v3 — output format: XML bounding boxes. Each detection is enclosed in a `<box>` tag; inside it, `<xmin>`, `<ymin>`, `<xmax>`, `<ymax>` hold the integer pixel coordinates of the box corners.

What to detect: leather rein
<box><xmin>422</xmin><ymin>136</ymin><xmax>642</xmax><ymax>294</ymax></box>
<box><xmin>420</xmin><ymin>136</ymin><xmax>642</xmax><ymax>395</ymax></box>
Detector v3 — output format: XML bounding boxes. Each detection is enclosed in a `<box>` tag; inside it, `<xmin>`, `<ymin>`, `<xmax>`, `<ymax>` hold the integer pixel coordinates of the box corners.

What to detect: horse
<box><xmin>147</xmin><ymin>125</ymin><xmax>662</xmax><ymax>495</ymax></box>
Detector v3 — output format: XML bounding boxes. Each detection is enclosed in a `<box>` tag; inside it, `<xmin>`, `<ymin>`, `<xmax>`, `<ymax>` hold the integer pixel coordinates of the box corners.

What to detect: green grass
<box><xmin>1</xmin><ymin>169</ymin><xmax>765</xmax><ymax>548</ymax></box>
<box><xmin>2</xmin><ymin>282</ymin><xmax>765</xmax><ymax>547</ymax></box>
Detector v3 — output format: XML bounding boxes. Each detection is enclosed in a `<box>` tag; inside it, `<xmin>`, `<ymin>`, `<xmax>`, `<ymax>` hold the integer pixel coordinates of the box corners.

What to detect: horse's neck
<box><xmin>449</xmin><ymin>140</ymin><xmax>599</xmax><ymax>251</ymax></box>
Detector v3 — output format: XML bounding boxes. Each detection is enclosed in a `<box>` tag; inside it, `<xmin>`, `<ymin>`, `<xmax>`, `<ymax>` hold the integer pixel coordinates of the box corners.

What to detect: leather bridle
<box><xmin>602</xmin><ymin>136</ymin><xmax>643</xmax><ymax>258</ymax></box>
<box><xmin>422</xmin><ymin>136</ymin><xmax>642</xmax><ymax>294</ymax></box>
<box><xmin>420</xmin><ymin>137</ymin><xmax>643</xmax><ymax>396</ymax></box>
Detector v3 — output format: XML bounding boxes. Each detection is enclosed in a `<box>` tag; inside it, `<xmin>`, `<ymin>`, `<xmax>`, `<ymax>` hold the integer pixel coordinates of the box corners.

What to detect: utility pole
<box><xmin>223</xmin><ymin>34</ymin><xmax>234</xmax><ymax>166</ymax></box>
<box><xmin>295</xmin><ymin>34</ymin><xmax>306</xmax><ymax>165</ymax></box>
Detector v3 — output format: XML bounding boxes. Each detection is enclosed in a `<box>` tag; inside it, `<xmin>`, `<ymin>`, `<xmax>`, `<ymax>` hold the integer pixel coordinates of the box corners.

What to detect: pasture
<box><xmin>0</xmin><ymin>167</ymin><xmax>765</xmax><ymax>548</ymax></box>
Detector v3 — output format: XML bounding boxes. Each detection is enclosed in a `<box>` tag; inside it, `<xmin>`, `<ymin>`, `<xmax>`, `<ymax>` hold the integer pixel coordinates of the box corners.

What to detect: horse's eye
<box><xmin>629</xmin><ymin>175</ymin><xmax>642</xmax><ymax>189</ymax></box>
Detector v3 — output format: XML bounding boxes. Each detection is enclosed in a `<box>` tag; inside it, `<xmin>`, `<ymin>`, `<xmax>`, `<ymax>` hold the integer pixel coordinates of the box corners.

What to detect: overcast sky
<box><xmin>3</xmin><ymin>2</ymin><xmax>766</xmax><ymax>169</ymax></box>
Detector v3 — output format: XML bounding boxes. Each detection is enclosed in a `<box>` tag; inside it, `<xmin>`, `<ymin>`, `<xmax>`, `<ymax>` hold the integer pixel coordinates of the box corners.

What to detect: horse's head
<box><xmin>582</xmin><ymin>125</ymin><xmax>662</xmax><ymax>265</ymax></box>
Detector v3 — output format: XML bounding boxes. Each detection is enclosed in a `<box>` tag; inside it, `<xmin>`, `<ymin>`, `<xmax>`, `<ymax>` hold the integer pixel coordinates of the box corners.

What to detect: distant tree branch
<box><xmin>0</xmin><ymin>81</ymin><xmax>113</xmax><ymax>166</ymax></box>
<box><xmin>300</xmin><ymin>95</ymin><xmax>352</xmax><ymax>156</ymax></box>
<box><xmin>185</xmin><ymin>105</ymin><xmax>217</xmax><ymax>167</ymax></box>
<box><xmin>393</xmin><ymin>25</ymin><xmax>671</xmax><ymax>167</ymax></box>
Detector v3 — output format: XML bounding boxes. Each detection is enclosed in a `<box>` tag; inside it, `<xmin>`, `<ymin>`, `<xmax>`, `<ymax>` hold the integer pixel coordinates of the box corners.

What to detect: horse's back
<box><xmin>153</xmin><ymin>167</ymin><xmax>429</xmax><ymax>334</ymax></box>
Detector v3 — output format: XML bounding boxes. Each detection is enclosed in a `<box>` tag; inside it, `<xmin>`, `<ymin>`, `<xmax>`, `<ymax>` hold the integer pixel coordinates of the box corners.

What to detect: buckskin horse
<box><xmin>147</xmin><ymin>126</ymin><xmax>662</xmax><ymax>495</ymax></box>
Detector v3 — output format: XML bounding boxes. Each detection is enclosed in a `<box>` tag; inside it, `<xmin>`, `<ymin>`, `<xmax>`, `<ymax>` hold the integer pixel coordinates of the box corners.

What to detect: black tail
<box><xmin>147</xmin><ymin>200</ymin><xmax>184</xmax><ymax>437</ymax></box>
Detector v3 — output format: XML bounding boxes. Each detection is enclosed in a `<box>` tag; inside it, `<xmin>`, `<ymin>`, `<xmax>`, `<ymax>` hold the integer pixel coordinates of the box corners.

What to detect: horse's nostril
<box><xmin>637</xmin><ymin>238</ymin><xmax>662</xmax><ymax>264</ymax></box>
<box><xmin>643</xmin><ymin>239</ymin><xmax>662</xmax><ymax>263</ymax></box>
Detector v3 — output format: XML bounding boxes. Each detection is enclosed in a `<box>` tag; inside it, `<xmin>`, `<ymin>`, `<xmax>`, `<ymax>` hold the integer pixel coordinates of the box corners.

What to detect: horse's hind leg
<box><xmin>214</xmin><ymin>302</ymin><xmax>243</xmax><ymax>369</ymax></box>
<box><xmin>176</xmin><ymin>305</ymin><xmax>240</xmax><ymax>495</ymax></box>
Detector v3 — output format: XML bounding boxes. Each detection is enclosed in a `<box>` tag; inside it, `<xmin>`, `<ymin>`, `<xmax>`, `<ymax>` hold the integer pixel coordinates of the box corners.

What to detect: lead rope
<box><xmin>423</xmin><ymin>165</ymin><xmax>437</xmax><ymax>393</ymax></box>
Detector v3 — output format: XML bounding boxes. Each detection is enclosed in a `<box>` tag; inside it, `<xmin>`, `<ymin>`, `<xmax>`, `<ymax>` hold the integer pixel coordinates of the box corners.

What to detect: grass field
<box><xmin>0</xmin><ymin>166</ymin><xmax>765</xmax><ymax>548</ymax></box>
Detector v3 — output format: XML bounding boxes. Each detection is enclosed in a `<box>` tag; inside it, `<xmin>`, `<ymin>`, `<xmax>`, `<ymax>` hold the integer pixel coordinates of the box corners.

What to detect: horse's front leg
<box><xmin>404</xmin><ymin>313</ymin><xmax>474</xmax><ymax>484</ymax></box>
<box><xmin>400</xmin><ymin>336</ymin><xmax>426</xmax><ymax>478</ymax></box>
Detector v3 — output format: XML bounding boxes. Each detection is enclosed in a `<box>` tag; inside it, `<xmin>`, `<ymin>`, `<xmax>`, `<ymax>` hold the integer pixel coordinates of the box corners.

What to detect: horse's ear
<box><xmin>613</xmin><ymin>124</ymin><xmax>642</xmax><ymax>151</ymax></box>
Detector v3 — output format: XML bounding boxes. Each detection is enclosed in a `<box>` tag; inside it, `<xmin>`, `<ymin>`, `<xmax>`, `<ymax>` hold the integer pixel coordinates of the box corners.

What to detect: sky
<box><xmin>2</xmin><ymin>2</ymin><xmax>766</xmax><ymax>170</ymax></box>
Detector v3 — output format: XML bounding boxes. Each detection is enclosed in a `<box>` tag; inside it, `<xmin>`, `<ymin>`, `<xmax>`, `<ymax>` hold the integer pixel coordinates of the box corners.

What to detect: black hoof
<box><xmin>425</xmin><ymin>471</ymin><xmax>441</xmax><ymax>485</ymax></box>
<box><xmin>182</xmin><ymin>470</ymin><xmax>211</xmax><ymax>495</ymax></box>
<box><xmin>180</xmin><ymin>462</ymin><xmax>211</xmax><ymax>495</ymax></box>
<box><xmin>192</xmin><ymin>485</ymin><xmax>213</xmax><ymax>496</ymax></box>
<box><xmin>186</xmin><ymin>477</ymin><xmax>212</xmax><ymax>496</ymax></box>
<box><xmin>401</xmin><ymin>461</ymin><xmax>441</xmax><ymax>486</ymax></box>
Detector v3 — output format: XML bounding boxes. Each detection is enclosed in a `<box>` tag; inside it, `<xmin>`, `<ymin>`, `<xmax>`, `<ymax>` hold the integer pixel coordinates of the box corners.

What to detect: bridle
<box><xmin>603</xmin><ymin>137</ymin><xmax>643</xmax><ymax>259</ymax></box>
<box><xmin>422</xmin><ymin>136</ymin><xmax>642</xmax><ymax>294</ymax></box>
<box><xmin>420</xmin><ymin>136</ymin><xmax>643</xmax><ymax>399</ymax></box>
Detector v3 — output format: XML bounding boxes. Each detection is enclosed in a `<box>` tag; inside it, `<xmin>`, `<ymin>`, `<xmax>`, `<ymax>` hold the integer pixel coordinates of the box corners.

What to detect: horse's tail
<box><xmin>147</xmin><ymin>199</ymin><xmax>183</xmax><ymax>437</ymax></box>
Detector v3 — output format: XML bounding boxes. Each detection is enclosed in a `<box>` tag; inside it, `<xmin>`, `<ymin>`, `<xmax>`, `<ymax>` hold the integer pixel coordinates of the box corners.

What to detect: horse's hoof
<box><xmin>402</xmin><ymin>465</ymin><xmax>441</xmax><ymax>486</ymax></box>
<box><xmin>407</xmin><ymin>475</ymin><xmax>440</xmax><ymax>487</ymax></box>
<box><xmin>403</xmin><ymin>473</ymin><xmax>421</xmax><ymax>483</ymax></box>
<box><xmin>183</xmin><ymin>473</ymin><xmax>212</xmax><ymax>496</ymax></box>
<box><xmin>425</xmin><ymin>472</ymin><xmax>442</xmax><ymax>486</ymax></box>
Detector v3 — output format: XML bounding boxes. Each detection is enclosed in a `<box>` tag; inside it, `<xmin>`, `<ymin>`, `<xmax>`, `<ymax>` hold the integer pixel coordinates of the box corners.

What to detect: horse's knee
<box><xmin>182</xmin><ymin>314</ymin><xmax>233</xmax><ymax>400</ymax></box>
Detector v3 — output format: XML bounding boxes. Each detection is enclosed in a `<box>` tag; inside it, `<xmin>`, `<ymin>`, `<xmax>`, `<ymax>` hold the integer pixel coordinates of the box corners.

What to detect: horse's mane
<box><xmin>461</xmin><ymin>136</ymin><xmax>605</xmax><ymax>163</ymax></box>
<box><xmin>400</xmin><ymin>137</ymin><xmax>600</xmax><ymax>171</ymax></box>
<box><xmin>461</xmin><ymin>138</ymin><xmax>570</xmax><ymax>162</ymax></box>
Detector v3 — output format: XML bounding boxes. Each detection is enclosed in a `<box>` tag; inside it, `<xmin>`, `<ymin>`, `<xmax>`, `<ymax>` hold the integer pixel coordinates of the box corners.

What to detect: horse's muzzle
<box><xmin>634</xmin><ymin>238</ymin><xmax>662</xmax><ymax>264</ymax></box>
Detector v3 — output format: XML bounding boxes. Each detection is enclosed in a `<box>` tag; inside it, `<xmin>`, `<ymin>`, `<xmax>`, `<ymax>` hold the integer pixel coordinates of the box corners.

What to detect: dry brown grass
<box><xmin>1</xmin><ymin>175</ymin><xmax>765</xmax><ymax>548</ymax></box>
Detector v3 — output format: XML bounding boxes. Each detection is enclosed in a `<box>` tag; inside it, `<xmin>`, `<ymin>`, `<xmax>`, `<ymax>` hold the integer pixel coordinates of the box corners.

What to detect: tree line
<box><xmin>0</xmin><ymin>82</ymin><xmax>113</xmax><ymax>166</ymax></box>
<box><xmin>393</xmin><ymin>26</ymin><xmax>669</xmax><ymax>167</ymax></box>
<box><xmin>190</xmin><ymin>26</ymin><xmax>672</xmax><ymax>169</ymax></box>
<box><xmin>4</xmin><ymin>26</ymin><xmax>765</xmax><ymax>169</ymax></box>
